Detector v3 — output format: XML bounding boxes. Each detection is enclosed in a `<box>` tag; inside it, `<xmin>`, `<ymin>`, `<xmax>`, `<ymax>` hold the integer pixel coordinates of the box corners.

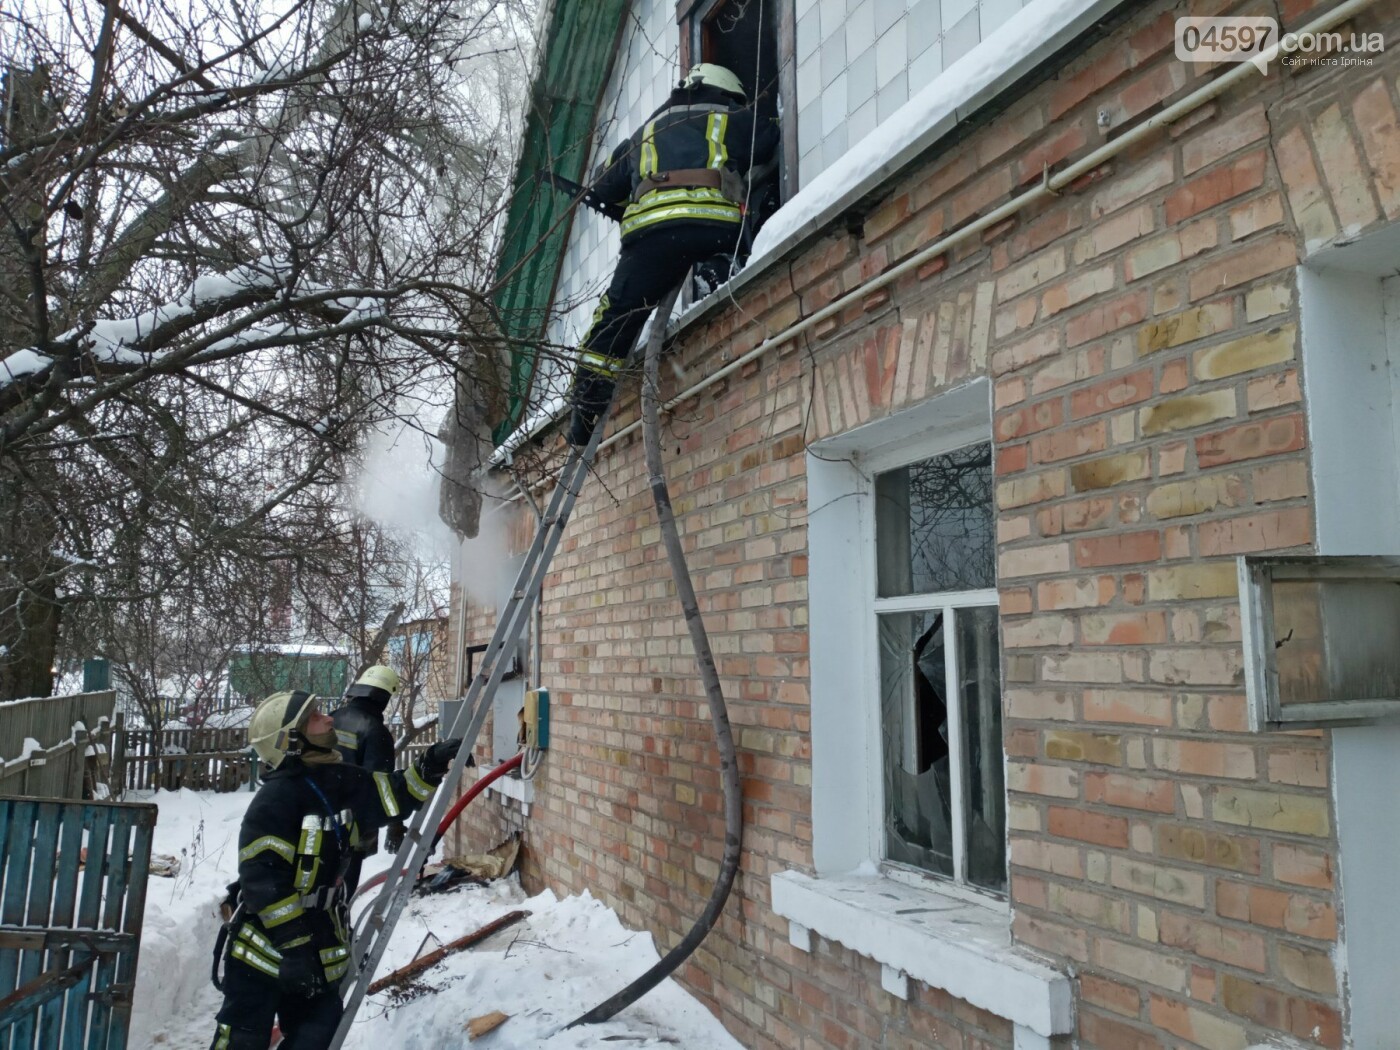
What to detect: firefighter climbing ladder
<box><xmin>327</xmin><ymin>377</ymin><xmax>619</xmax><ymax>1049</ymax></box>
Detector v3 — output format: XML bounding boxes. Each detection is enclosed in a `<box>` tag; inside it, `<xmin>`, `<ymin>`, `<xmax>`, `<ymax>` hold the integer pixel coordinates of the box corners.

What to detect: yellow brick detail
<box><xmin>1070</xmin><ymin>451</ymin><xmax>1151</xmax><ymax>491</ymax></box>
<box><xmin>1138</xmin><ymin>303</ymin><xmax>1232</xmax><ymax>355</ymax></box>
<box><xmin>1147</xmin><ymin>563</ymin><xmax>1239</xmax><ymax>601</ymax></box>
<box><xmin>1193</xmin><ymin>325</ymin><xmax>1297</xmax><ymax>381</ymax></box>
<box><xmin>1146</xmin><ymin>475</ymin><xmax>1243</xmax><ymax>519</ymax></box>
<box><xmin>1139</xmin><ymin>390</ymin><xmax>1237</xmax><ymax>436</ymax></box>
<box><xmin>1212</xmin><ymin>787</ymin><xmax>1330</xmax><ymax>836</ymax></box>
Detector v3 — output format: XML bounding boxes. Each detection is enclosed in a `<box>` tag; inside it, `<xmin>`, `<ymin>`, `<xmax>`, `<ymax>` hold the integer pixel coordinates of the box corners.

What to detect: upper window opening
<box><xmin>681</xmin><ymin>0</ymin><xmax>785</xmax><ymax>296</ymax></box>
<box><xmin>876</xmin><ymin>443</ymin><xmax>996</xmax><ymax>597</ymax></box>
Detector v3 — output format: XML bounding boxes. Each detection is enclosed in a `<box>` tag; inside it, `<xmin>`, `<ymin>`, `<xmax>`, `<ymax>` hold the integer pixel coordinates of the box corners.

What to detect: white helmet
<box><xmin>682</xmin><ymin>63</ymin><xmax>745</xmax><ymax>102</ymax></box>
<box><xmin>248</xmin><ymin>690</ymin><xmax>319</xmax><ymax>768</ymax></box>
<box><xmin>348</xmin><ymin>664</ymin><xmax>399</xmax><ymax>698</ymax></box>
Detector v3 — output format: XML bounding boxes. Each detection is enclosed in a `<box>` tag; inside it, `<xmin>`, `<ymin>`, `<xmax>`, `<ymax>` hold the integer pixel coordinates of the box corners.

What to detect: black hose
<box><xmin>567</xmin><ymin>282</ymin><xmax>743</xmax><ymax>1027</ymax></box>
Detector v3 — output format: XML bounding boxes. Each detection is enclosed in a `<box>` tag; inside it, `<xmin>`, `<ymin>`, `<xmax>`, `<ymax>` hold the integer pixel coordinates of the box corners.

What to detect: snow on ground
<box><xmin>130</xmin><ymin>789</ymin><xmax>744</xmax><ymax>1050</ymax></box>
<box><xmin>130</xmin><ymin>789</ymin><xmax>250</xmax><ymax>1050</ymax></box>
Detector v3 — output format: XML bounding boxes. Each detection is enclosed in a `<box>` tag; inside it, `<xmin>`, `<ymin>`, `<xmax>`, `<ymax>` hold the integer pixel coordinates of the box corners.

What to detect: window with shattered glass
<box><xmin>874</xmin><ymin>442</ymin><xmax>1005</xmax><ymax>895</ymax></box>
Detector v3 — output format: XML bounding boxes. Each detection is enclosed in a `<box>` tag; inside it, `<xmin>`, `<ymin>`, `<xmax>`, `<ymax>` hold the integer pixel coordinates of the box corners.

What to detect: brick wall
<box><xmin>450</xmin><ymin>2</ymin><xmax>1400</xmax><ymax>1046</ymax></box>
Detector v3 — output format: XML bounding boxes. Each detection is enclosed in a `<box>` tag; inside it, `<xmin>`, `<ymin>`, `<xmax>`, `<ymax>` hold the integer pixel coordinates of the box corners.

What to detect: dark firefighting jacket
<box><xmin>333</xmin><ymin>699</ymin><xmax>394</xmax><ymax>776</ymax></box>
<box><xmin>332</xmin><ymin>698</ymin><xmax>397</xmax><ymax>857</ymax></box>
<box><xmin>228</xmin><ymin>759</ymin><xmax>437</xmax><ymax>982</ymax></box>
<box><xmin>592</xmin><ymin>84</ymin><xmax>779</xmax><ymax>242</ymax></box>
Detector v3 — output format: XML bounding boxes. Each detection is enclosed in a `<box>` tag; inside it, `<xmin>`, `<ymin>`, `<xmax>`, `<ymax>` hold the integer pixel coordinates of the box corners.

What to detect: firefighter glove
<box><xmin>385</xmin><ymin>820</ymin><xmax>406</xmax><ymax>853</ymax></box>
<box><xmin>568</xmin><ymin>371</ymin><xmax>616</xmax><ymax>446</ymax></box>
<box><xmin>277</xmin><ymin>942</ymin><xmax>328</xmax><ymax>999</ymax></box>
<box><xmin>416</xmin><ymin>738</ymin><xmax>467</xmax><ymax>781</ymax></box>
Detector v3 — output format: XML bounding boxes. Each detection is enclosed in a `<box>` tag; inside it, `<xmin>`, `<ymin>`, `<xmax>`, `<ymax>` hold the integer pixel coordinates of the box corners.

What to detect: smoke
<box><xmin>353</xmin><ymin>419</ymin><xmax>514</xmax><ymax>609</ymax></box>
<box><xmin>451</xmin><ymin>476</ymin><xmax>514</xmax><ymax>607</ymax></box>
<box><xmin>352</xmin><ymin>423</ymin><xmax>456</xmax><ymax>559</ymax></box>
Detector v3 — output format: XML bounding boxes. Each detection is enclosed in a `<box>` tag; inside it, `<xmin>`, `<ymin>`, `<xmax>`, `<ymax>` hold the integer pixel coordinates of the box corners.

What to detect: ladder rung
<box><xmin>328</xmin><ymin>430</ymin><xmax>608</xmax><ymax>1049</ymax></box>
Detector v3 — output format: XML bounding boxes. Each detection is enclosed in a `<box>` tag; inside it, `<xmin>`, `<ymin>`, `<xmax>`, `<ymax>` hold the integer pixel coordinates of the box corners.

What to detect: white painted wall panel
<box><xmin>793</xmin><ymin>0</ymin><xmax>1032</xmax><ymax>184</ymax></box>
<box><xmin>538</xmin><ymin>0</ymin><xmax>1034</xmax><ymax>398</ymax></box>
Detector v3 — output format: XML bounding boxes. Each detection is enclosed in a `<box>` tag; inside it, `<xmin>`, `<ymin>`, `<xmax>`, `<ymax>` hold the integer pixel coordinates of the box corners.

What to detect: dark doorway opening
<box><xmin>685</xmin><ymin>0</ymin><xmax>783</xmax><ymax>296</ymax></box>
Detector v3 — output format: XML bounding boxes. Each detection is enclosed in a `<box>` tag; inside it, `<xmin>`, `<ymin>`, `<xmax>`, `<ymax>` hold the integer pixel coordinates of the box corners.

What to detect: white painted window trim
<box><xmin>781</xmin><ymin>378</ymin><xmax>1070</xmax><ymax>1040</ymax></box>
<box><xmin>1295</xmin><ymin>229</ymin><xmax>1400</xmax><ymax>1048</ymax></box>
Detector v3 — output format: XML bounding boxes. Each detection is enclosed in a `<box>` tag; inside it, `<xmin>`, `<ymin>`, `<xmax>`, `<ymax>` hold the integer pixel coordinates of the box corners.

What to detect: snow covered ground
<box><xmin>129</xmin><ymin>789</ymin><xmax>744</xmax><ymax>1049</ymax></box>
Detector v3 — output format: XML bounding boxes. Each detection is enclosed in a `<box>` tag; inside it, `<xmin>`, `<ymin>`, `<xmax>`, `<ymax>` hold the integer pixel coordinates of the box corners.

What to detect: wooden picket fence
<box><xmin>111</xmin><ymin>718</ymin><xmax>254</xmax><ymax>794</ymax></box>
<box><xmin>0</xmin><ymin>695</ymin><xmax>439</xmax><ymax>798</ymax></box>
<box><xmin>111</xmin><ymin>718</ymin><xmax>438</xmax><ymax>794</ymax></box>
<box><xmin>0</xmin><ymin>693</ymin><xmax>116</xmax><ymax>801</ymax></box>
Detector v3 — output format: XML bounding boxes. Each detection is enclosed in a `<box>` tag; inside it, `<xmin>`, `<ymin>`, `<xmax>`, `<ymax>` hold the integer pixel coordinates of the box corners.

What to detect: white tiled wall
<box><xmin>540</xmin><ymin>1</ymin><xmax>679</xmax><ymax>399</ymax></box>
<box><xmin>794</xmin><ymin>0</ymin><xmax>1032</xmax><ymax>185</ymax></box>
<box><xmin>536</xmin><ymin>0</ymin><xmax>1031</xmax><ymax>398</ymax></box>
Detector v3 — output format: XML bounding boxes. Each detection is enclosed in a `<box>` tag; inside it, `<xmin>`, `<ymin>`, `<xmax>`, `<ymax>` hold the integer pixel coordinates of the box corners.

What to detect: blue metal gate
<box><xmin>0</xmin><ymin>797</ymin><xmax>156</xmax><ymax>1049</ymax></box>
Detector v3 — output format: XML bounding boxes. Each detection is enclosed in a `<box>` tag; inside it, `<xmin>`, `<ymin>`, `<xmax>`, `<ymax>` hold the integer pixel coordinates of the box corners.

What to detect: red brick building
<box><xmin>451</xmin><ymin>0</ymin><xmax>1400</xmax><ymax>1046</ymax></box>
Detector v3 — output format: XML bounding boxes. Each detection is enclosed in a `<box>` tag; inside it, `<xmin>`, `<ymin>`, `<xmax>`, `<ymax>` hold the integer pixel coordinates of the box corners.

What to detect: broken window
<box><xmin>679</xmin><ymin>0</ymin><xmax>786</xmax><ymax>296</ymax></box>
<box><xmin>874</xmin><ymin>443</ymin><xmax>1005</xmax><ymax>894</ymax></box>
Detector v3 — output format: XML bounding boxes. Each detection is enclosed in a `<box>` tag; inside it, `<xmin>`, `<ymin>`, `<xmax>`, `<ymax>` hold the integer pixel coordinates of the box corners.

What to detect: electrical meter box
<box><xmin>523</xmin><ymin>688</ymin><xmax>549</xmax><ymax>750</ymax></box>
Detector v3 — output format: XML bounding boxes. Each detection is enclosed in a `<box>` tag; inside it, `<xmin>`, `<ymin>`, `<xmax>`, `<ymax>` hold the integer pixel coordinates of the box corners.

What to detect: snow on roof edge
<box><xmin>675</xmin><ymin>0</ymin><xmax>1134</xmax><ymax>334</ymax></box>
<box><xmin>484</xmin><ymin>0</ymin><xmax>1131</xmax><ymax>463</ymax></box>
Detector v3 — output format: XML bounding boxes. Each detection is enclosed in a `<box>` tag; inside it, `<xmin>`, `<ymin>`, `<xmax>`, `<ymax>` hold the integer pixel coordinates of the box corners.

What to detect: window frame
<box><xmin>864</xmin><ymin>439</ymin><xmax>1002</xmax><ymax>898</ymax></box>
<box><xmin>804</xmin><ymin>378</ymin><xmax>1007</xmax><ymax>909</ymax></box>
<box><xmin>675</xmin><ymin>0</ymin><xmax>796</xmax><ymax>204</ymax></box>
<box><xmin>1240</xmin><ymin>554</ymin><xmax>1400</xmax><ymax>730</ymax></box>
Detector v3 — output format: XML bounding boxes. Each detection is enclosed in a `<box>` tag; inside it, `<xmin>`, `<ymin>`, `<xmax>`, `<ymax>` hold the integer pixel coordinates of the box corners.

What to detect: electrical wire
<box><xmin>519</xmin><ymin>744</ymin><xmax>544</xmax><ymax>779</ymax></box>
<box><xmin>567</xmin><ymin>280</ymin><xmax>742</xmax><ymax>1028</ymax></box>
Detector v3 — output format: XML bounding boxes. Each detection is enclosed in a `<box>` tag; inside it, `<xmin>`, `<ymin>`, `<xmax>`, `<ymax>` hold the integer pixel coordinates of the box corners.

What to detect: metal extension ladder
<box><xmin>327</xmin><ymin>396</ymin><xmax>616</xmax><ymax>1048</ymax></box>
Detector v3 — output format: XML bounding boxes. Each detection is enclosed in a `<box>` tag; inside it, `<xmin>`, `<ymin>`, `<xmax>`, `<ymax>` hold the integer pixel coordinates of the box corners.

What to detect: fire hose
<box><xmin>568</xmin><ymin>282</ymin><xmax>743</xmax><ymax>1026</ymax></box>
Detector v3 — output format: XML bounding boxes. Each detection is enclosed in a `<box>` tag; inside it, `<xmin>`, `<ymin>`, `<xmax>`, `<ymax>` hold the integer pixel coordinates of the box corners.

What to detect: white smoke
<box><xmin>451</xmin><ymin>477</ymin><xmax>515</xmax><ymax>607</ymax></box>
<box><xmin>352</xmin><ymin>422</ymin><xmax>455</xmax><ymax>559</ymax></box>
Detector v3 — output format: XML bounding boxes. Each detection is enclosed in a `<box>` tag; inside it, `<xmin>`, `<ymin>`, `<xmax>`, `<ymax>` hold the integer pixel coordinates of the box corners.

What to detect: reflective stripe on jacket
<box><xmin>231</xmin><ymin>761</ymin><xmax>438</xmax><ymax>977</ymax></box>
<box><xmin>591</xmin><ymin>86</ymin><xmax>779</xmax><ymax>242</ymax></box>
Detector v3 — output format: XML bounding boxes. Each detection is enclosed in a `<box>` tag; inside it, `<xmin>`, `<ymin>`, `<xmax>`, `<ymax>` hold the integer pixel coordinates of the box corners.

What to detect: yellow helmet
<box><xmin>347</xmin><ymin>664</ymin><xmax>399</xmax><ymax>699</ymax></box>
<box><xmin>682</xmin><ymin>63</ymin><xmax>745</xmax><ymax>102</ymax></box>
<box><xmin>248</xmin><ymin>690</ymin><xmax>318</xmax><ymax>768</ymax></box>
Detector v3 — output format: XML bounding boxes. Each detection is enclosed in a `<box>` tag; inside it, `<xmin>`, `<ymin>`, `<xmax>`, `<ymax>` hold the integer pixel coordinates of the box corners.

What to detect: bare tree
<box><xmin>383</xmin><ymin>561</ymin><xmax>452</xmax><ymax>753</ymax></box>
<box><xmin>0</xmin><ymin>0</ymin><xmax>535</xmax><ymax>699</ymax></box>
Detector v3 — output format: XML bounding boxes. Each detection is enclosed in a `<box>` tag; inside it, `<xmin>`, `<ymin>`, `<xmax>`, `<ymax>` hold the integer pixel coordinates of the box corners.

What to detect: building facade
<box><xmin>453</xmin><ymin>0</ymin><xmax>1400</xmax><ymax>1046</ymax></box>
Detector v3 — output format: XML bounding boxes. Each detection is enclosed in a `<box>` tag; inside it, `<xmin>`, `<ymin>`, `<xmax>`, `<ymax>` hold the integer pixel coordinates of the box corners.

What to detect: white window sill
<box><xmin>770</xmin><ymin>870</ymin><xmax>1072</xmax><ymax>1040</ymax></box>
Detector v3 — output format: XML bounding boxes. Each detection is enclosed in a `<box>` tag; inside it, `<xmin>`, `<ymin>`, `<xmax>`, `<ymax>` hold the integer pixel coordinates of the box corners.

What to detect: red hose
<box><xmin>434</xmin><ymin>752</ymin><xmax>524</xmax><ymax>848</ymax></box>
<box><xmin>351</xmin><ymin>753</ymin><xmax>526</xmax><ymax>904</ymax></box>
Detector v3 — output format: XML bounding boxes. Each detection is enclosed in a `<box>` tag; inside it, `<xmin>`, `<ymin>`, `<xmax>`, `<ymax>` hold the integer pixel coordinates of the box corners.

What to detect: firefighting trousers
<box><xmin>209</xmin><ymin>953</ymin><xmax>343</xmax><ymax>1050</ymax></box>
<box><xmin>568</xmin><ymin>222</ymin><xmax>739</xmax><ymax>445</ymax></box>
<box><xmin>576</xmin><ymin>222</ymin><xmax>739</xmax><ymax>374</ymax></box>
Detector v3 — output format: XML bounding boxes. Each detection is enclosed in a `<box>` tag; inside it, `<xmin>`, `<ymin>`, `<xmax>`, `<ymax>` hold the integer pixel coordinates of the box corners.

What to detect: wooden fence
<box><xmin>0</xmin><ymin>693</ymin><xmax>115</xmax><ymax>801</ymax></box>
<box><xmin>0</xmin><ymin>796</ymin><xmax>156</xmax><ymax>1048</ymax></box>
<box><xmin>112</xmin><ymin>719</ymin><xmax>254</xmax><ymax>794</ymax></box>
<box><xmin>111</xmin><ymin>718</ymin><xmax>439</xmax><ymax>793</ymax></box>
<box><xmin>0</xmin><ymin>694</ymin><xmax>441</xmax><ymax>798</ymax></box>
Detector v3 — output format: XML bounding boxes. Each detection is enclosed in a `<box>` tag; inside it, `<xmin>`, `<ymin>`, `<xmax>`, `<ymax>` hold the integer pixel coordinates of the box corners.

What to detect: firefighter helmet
<box><xmin>248</xmin><ymin>690</ymin><xmax>318</xmax><ymax>768</ymax></box>
<box><xmin>346</xmin><ymin>664</ymin><xmax>399</xmax><ymax>699</ymax></box>
<box><xmin>682</xmin><ymin>63</ymin><xmax>745</xmax><ymax>102</ymax></box>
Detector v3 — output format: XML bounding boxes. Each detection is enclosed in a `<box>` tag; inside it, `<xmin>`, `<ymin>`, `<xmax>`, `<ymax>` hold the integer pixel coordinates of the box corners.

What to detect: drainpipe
<box><xmin>583</xmin><ymin>0</ymin><xmax>1380</xmax><ymax>455</ymax></box>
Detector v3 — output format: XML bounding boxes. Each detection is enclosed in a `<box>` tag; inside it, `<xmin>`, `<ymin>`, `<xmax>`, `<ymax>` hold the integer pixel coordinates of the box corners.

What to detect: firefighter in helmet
<box><xmin>332</xmin><ymin>664</ymin><xmax>405</xmax><ymax>885</ymax></box>
<box><xmin>567</xmin><ymin>62</ymin><xmax>779</xmax><ymax>446</ymax></box>
<box><xmin>209</xmin><ymin>690</ymin><xmax>463</xmax><ymax>1050</ymax></box>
